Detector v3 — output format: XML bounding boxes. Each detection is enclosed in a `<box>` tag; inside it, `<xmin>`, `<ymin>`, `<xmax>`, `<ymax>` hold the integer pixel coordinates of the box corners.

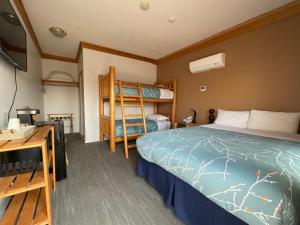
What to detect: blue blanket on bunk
<box><xmin>115</xmin><ymin>85</ymin><xmax>160</xmax><ymax>98</ymax></box>
<box><xmin>115</xmin><ymin>119</ymin><xmax>158</xmax><ymax>138</ymax></box>
<box><xmin>136</xmin><ymin>126</ymin><xmax>300</xmax><ymax>225</ymax></box>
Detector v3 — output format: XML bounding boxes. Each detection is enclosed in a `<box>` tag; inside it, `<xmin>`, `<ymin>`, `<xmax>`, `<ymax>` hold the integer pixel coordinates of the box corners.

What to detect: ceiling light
<box><xmin>0</xmin><ymin>11</ymin><xmax>21</xmax><ymax>26</ymax></box>
<box><xmin>168</xmin><ymin>17</ymin><xmax>176</xmax><ymax>23</ymax></box>
<box><xmin>140</xmin><ymin>1</ymin><xmax>150</xmax><ymax>11</ymax></box>
<box><xmin>49</xmin><ymin>27</ymin><xmax>67</xmax><ymax>38</ymax></box>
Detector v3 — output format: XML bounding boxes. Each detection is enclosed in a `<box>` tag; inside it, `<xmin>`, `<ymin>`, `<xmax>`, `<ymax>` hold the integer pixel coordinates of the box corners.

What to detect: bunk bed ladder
<box><xmin>119</xmin><ymin>81</ymin><xmax>147</xmax><ymax>159</ymax></box>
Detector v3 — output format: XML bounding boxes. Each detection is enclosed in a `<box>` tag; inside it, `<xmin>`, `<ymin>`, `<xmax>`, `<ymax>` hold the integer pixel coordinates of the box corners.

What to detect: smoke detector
<box><xmin>140</xmin><ymin>1</ymin><xmax>150</xmax><ymax>11</ymax></box>
<box><xmin>168</xmin><ymin>17</ymin><xmax>176</xmax><ymax>23</ymax></box>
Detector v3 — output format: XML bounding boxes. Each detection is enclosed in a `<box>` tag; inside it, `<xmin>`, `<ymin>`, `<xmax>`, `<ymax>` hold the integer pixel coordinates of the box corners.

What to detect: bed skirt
<box><xmin>136</xmin><ymin>157</ymin><xmax>247</xmax><ymax>225</ymax></box>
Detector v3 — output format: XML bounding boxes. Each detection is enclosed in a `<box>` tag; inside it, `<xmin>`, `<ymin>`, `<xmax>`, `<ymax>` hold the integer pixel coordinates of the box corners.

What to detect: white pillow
<box><xmin>214</xmin><ymin>109</ymin><xmax>250</xmax><ymax>128</ymax></box>
<box><xmin>247</xmin><ymin>110</ymin><xmax>300</xmax><ymax>134</ymax></box>
<box><xmin>147</xmin><ymin>114</ymin><xmax>169</xmax><ymax>121</ymax></box>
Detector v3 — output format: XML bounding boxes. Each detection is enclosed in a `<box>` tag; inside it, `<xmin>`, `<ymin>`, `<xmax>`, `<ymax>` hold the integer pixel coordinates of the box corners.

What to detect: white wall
<box><xmin>82</xmin><ymin>48</ymin><xmax>157</xmax><ymax>143</ymax></box>
<box><xmin>0</xmin><ymin>39</ymin><xmax>43</xmax><ymax>127</ymax></box>
<box><xmin>0</xmin><ymin>4</ymin><xmax>43</xmax><ymax>129</ymax></box>
<box><xmin>42</xmin><ymin>59</ymin><xmax>79</xmax><ymax>133</ymax></box>
<box><xmin>0</xmin><ymin>0</ymin><xmax>43</xmax><ymax>216</ymax></box>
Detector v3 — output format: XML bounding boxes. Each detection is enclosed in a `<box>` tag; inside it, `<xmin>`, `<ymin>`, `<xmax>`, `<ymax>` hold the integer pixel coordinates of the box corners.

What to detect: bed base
<box><xmin>136</xmin><ymin>157</ymin><xmax>247</xmax><ymax>225</ymax></box>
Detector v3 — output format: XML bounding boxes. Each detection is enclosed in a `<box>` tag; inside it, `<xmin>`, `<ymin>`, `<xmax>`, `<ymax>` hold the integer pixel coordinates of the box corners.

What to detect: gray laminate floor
<box><xmin>53</xmin><ymin>134</ymin><xmax>183</xmax><ymax>225</ymax></box>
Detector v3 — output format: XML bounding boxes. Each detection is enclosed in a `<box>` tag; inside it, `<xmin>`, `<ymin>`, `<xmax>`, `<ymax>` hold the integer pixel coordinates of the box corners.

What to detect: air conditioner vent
<box><xmin>189</xmin><ymin>53</ymin><xmax>225</xmax><ymax>73</ymax></box>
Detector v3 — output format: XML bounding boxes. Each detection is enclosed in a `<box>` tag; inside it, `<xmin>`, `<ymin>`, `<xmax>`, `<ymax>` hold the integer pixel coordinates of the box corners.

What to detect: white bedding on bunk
<box><xmin>201</xmin><ymin>124</ymin><xmax>300</xmax><ymax>142</ymax></box>
<box><xmin>159</xmin><ymin>88</ymin><xmax>174</xmax><ymax>99</ymax></box>
<box><xmin>156</xmin><ymin>120</ymin><xmax>171</xmax><ymax>131</ymax></box>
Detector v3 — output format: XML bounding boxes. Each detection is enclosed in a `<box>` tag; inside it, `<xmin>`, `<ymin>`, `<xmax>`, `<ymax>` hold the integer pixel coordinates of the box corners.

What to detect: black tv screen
<box><xmin>0</xmin><ymin>0</ymin><xmax>27</xmax><ymax>71</ymax></box>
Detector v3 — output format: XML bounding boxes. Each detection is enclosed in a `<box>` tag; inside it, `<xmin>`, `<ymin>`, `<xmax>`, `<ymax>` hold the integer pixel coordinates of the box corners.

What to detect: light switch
<box><xmin>200</xmin><ymin>86</ymin><xmax>206</xmax><ymax>92</ymax></box>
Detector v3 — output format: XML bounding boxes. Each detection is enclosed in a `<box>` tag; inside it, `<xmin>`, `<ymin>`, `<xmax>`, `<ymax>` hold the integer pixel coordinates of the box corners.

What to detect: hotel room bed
<box><xmin>136</xmin><ymin>124</ymin><xmax>300</xmax><ymax>225</ymax></box>
<box><xmin>115</xmin><ymin>119</ymin><xmax>170</xmax><ymax>138</ymax></box>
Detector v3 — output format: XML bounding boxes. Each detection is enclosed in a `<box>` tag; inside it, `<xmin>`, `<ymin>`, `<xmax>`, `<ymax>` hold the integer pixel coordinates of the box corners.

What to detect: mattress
<box><xmin>136</xmin><ymin>126</ymin><xmax>300</xmax><ymax>225</ymax></box>
<box><xmin>115</xmin><ymin>119</ymin><xmax>170</xmax><ymax>138</ymax></box>
<box><xmin>115</xmin><ymin>85</ymin><xmax>173</xmax><ymax>99</ymax></box>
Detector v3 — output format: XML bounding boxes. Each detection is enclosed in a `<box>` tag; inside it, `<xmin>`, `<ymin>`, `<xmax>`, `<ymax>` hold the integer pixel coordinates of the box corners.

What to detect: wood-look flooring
<box><xmin>53</xmin><ymin>134</ymin><xmax>183</xmax><ymax>225</ymax></box>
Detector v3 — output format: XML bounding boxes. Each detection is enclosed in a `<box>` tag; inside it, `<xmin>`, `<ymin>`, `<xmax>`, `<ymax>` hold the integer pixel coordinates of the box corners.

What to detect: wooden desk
<box><xmin>0</xmin><ymin>126</ymin><xmax>56</xmax><ymax>225</ymax></box>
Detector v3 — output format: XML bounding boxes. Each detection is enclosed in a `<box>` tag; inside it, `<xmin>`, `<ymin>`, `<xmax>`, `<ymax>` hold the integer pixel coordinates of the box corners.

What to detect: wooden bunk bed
<box><xmin>98</xmin><ymin>66</ymin><xmax>176</xmax><ymax>153</ymax></box>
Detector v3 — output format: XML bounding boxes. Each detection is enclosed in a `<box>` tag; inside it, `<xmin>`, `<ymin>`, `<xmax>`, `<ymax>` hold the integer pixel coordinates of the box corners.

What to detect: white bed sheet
<box><xmin>159</xmin><ymin>88</ymin><xmax>174</xmax><ymax>99</ymax></box>
<box><xmin>201</xmin><ymin>124</ymin><xmax>300</xmax><ymax>142</ymax></box>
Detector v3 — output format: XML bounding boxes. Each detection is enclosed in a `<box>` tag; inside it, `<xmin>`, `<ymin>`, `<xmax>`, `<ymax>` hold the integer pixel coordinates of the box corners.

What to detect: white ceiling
<box><xmin>22</xmin><ymin>0</ymin><xmax>292</xmax><ymax>59</ymax></box>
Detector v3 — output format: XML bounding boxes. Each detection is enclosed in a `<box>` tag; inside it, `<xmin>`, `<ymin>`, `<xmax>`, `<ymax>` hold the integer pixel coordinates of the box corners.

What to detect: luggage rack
<box><xmin>47</xmin><ymin>113</ymin><xmax>74</xmax><ymax>133</ymax></box>
<box><xmin>0</xmin><ymin>126</ymin><xmax>56</xmax><ymax>225</ymax></box>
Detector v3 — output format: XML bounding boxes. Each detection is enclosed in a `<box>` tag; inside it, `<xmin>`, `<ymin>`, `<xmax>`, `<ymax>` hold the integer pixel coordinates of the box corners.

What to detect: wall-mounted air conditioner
<box><xmin>189</xmin><ymin>53</ymin><xmax>225</xmax><ymax>73</ymax></box>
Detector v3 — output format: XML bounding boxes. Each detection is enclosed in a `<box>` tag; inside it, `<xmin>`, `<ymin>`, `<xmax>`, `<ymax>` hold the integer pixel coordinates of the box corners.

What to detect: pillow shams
<box><xmin>214</xmin><ymin>109</ymin><xmax>250</xmax><ymax>128</ymax></box>
<box><xmin>247</xmin><ymin>110</ymin><xmax>300</xmax><ymax>134</ymax></box>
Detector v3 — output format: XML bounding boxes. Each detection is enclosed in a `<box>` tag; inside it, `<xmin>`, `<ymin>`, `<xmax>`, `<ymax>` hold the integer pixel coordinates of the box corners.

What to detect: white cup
<box><xmin>8</xmin><ymin>118</ymin><xmax>21</xmax><ymax>132</ymax></box>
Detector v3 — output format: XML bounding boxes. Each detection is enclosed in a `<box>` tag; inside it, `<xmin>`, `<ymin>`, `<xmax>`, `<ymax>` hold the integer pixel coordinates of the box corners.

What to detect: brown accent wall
<box><xmin>157</xmin><ymin>15</ymin><xmax>300</xmax><ymax>124</ymax></box>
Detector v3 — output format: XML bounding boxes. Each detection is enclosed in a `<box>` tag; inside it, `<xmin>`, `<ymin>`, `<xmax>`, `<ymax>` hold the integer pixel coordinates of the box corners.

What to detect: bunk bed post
<box><xmin>153</xmin><ymin>82</ymin><xmax>158</xmax><ymax>114</ymax></box>
<box><xmin>171</xmin><ymin>78</ymin><xmax>177</xmax><ymax>128</ymax></box>
<box><xmin>99</xmin><ymin>75</ymin><xmax>104</xmax><ymax>143</ymax></box>
<box><xmin>153</xmin><ymin>103</ymin><xmax>158</xmax><ymax>114</ymax></box>
<box><xmin>109</xmin><ymin>66</ymin><xmax>116</xmax><ymax>152</ymax></box>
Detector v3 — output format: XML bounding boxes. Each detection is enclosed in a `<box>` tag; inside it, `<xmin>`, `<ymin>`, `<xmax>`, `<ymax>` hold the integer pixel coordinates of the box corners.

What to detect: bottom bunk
<box><xmin>115</xmin><ymin>118</ymin><xmax>170</xmax><ymax>138</ymax></box>
<box><xmin>99</xmin><ymin>114</ymin><xmax>172</xmax><ymax>152</ymax></box>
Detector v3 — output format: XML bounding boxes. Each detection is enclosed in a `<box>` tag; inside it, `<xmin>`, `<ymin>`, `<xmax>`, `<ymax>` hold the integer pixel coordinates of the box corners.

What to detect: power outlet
<box><xmin>200</xmin><ymin>86</ymin><xmax>207</xmax><ymax>92</ymax></box>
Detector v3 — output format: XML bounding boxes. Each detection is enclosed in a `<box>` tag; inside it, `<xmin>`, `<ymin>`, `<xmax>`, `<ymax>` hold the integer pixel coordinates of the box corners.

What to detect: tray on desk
<box><xmin>0</xmin><ymin>125</ymin><xmax>36</xmax><ymax>141</ymax></box>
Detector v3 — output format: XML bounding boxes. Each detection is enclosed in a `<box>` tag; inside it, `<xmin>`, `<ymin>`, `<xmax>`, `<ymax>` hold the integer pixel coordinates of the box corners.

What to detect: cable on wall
<box><xmin>8</xmin><ymin>67</ymin><xmax>18</xmax><ymax>121</ymax></box>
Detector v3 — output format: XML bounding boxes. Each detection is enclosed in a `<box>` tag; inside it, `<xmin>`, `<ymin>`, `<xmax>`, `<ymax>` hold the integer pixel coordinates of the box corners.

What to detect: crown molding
<box><xmin>75</xmin><ymin>42</ymin><xmax>83</xmax><ymax>62</ymax></box>
<box><xmin>158</xmin><ymin>1</ymin><xmax>300</xmax><ymax>64</ymax></box>
<box><xmin>81</xmin><ymin>42</ymin><xmax>157</xmax><ymax>64</ymax></box>
<box><xmin>13</xmin><ymin>0</ymin><xmax>43</xmax><ymax>56</ymax></box>
<box><xmin>41</xmin><ymin>53</ymin><xmax>77</xmax><ymax>63</ymax></box>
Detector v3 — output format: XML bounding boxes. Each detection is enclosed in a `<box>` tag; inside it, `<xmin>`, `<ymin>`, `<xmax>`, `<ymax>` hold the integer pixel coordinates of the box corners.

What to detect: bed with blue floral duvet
<box><xmin>136</xmin><ymin>125</ymin><xmax>300</xmax><ymax>225</ymax></box>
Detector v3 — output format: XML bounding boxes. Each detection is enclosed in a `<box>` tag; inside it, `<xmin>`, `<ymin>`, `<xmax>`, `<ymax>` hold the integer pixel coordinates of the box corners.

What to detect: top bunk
<box><xmin>99</xmin><ymin>66</ymin><xmax>176</xmax><ymax>103</ymax></box>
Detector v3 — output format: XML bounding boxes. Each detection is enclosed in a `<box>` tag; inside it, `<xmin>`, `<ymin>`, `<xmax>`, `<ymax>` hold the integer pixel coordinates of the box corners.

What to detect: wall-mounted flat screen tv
<box><xmin>0</xmin><ymin>0</ymin><xmax>27</xmax><ymax>71</ymax></box>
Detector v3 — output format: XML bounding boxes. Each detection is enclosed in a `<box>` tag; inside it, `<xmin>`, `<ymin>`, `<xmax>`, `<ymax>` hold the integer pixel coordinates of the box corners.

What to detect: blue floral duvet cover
<box><xmin>115</xmin><ymin>119</ymin><xmax>158</xmax><ymax>138</ymax></box>
<box><xmin>115</xmin><ymin>85</ymin><xmax>160</xmax><ymax>99</ymax></box>
<box><xmin>136</xmin><ymin>126</ymin><xmax>300</xmax><ymax>225</ymax></box>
